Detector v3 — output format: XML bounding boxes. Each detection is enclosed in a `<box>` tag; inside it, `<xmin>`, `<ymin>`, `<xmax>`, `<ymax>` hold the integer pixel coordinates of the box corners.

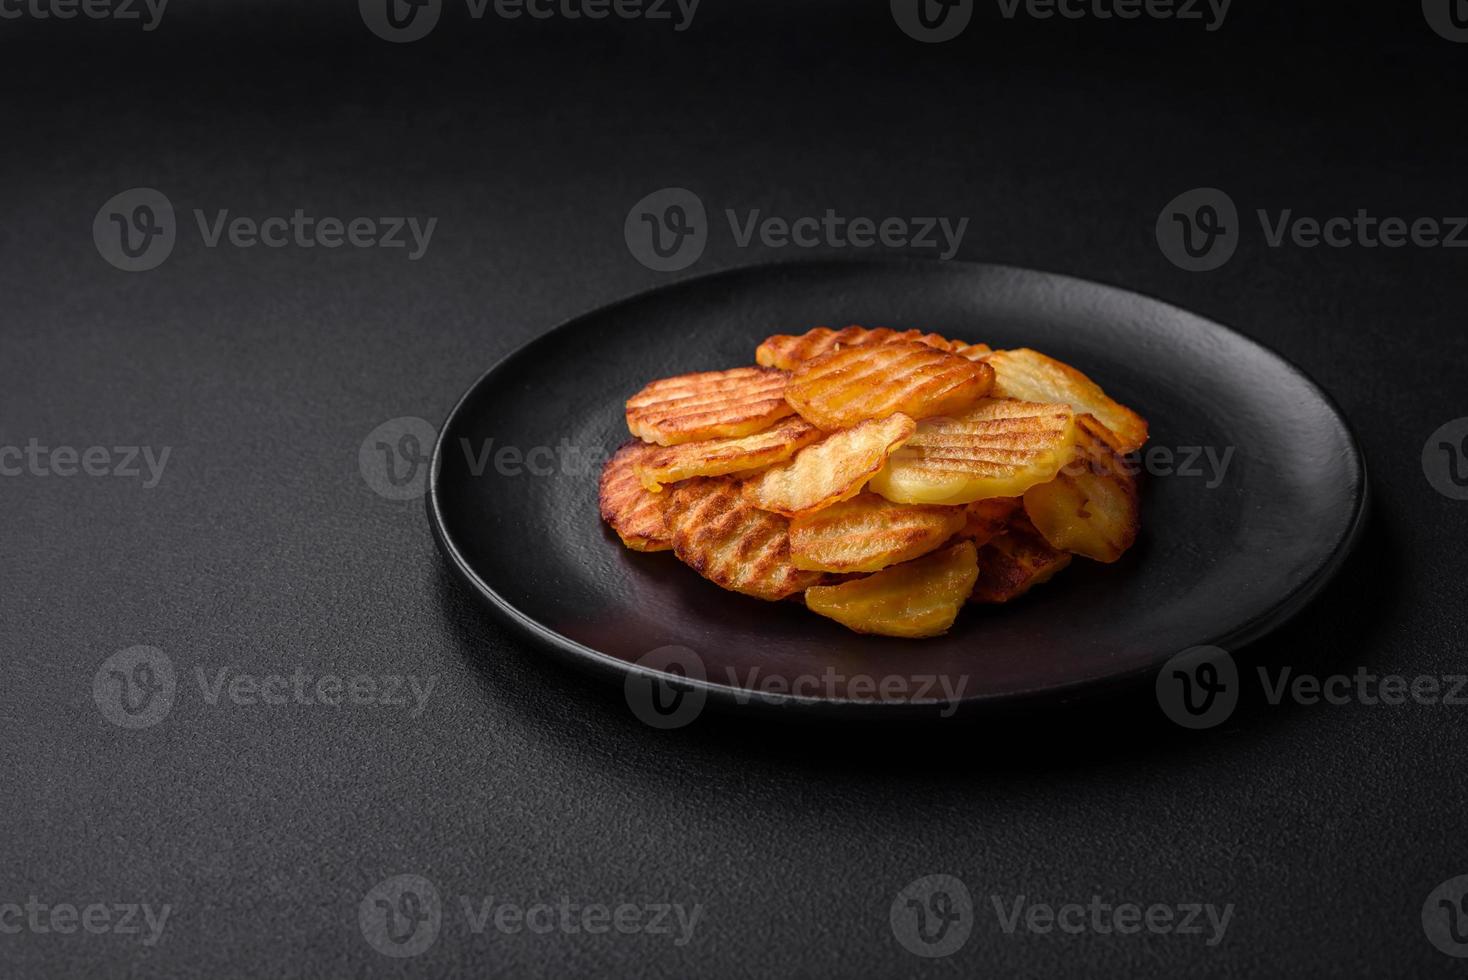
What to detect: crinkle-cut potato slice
<box><xmin>868</xmin><ymin>399</ymin><xmax>1077</xmax><ymax>506</ymax></box>
<box><xmin>1023</xmin><ymin>414</ymin><xmax>1140</xmax><ymax>563</ymax></box>
<box><xmin>957</xmin><ymin>496</ymin><xmax>1021</xmax><ymax>547</ymax></box>
<box><xmin>597</xmin><ymin>442</ymin><xmax>672</xmax><ymax>552</ymax></box>
<box><xmin>969</xmin><ymin>517</ymin><xmax>1073</xmax><ymax>604</ymax></box>
<box><xmin>952</xmin><ymin>342</ymin><xmax>993</xmax><ymax>361</ymax></box>
<box><xmin>784</xmin><ymin>341</ymin><xmax>993</xmax><ymax>431</ymax></box>
<box><xmin>788</xmin><ymin>493</ymin><xmax>967</xmax><ymax>573</ymax></box>
<box><xmin>982</xmin><ymin>348</ymin><xmax>1148</xmax><ymax>453</ymax></box>
<box><xmin>626</xmin><ymin>366</ymin><xmax>794</xmax><ymax>446</ymax></box>
<box><xmin>804</xmin><ymin>541</ymin><xmax>979</xmax><ymax>638</ymax></box>
<box><xmin>633</xmin><ymin>417</ymin><xmax>822</xmax><ymax>492</ymax></box>
<box><xmin>662</xmin><ymin>478</ymin><xmax>823</xmax><ymax>600</ymax></box>
<box><xmin>755</xmin><ymin>326</ymin><xmax>955</xmax><ymax>371</ymax></box>
<box><xmin>742</xmin><ymin>414</ymin><xmax>916</xmax><ymax>518</ymax></box>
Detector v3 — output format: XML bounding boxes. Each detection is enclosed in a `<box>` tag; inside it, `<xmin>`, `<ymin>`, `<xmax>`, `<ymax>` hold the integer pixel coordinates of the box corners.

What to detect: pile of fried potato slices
<box><xmin>599</xmin><ymin>326</ymin><xmax>1147</xmax><ymax>638</ymax></box>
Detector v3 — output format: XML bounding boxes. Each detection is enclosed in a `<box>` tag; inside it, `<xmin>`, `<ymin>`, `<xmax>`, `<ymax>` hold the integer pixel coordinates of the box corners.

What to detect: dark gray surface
<box><xmin>2</xmin><ymin>2</ymin><xmax>1466</xmax><ymax>977</ymax></box>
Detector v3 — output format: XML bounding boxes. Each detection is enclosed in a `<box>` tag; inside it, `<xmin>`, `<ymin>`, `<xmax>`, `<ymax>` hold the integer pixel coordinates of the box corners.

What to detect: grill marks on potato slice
<box><xmin>784</xmin><ymin>341</ymin><xmax>994</xmax><ymax>431</ymax></box>
<box><xmin>663</xmin><ymin>478</ymin><xmax>822</xmax><ymax>600</ymax></box>
<box><xmin>982</xmin><ymin>347</ymin><xmax>1148</xmax><ymax>454</ymax></box>
<box><xmin>789</xmin><ymin>493</ymin><xmax>967</xmax><ymax>573</ymax></box>
<box><xmin>633</xmin><ymin>417</ymin><xmax>822</xmax><ymax>491</ymax></box>
<box><xmin>626</xmin><ymin>366</ymin><xmax>794</xmax><ymax>446</ymax></box>
<box><xmin>868</xmin><ymin>399</ymin><xmax>1077</xmax><ymax>505</ymax></box>
<box><xmin>597</xmin><ymin>442</ymin><xmax>673</xmax><ymax>551</ymax></box>
<box><xmin>742</xmin><ymin>414</ymin><xmax>916</xmax><ymax>518</ymax></box>
<box><xmin>755</xmin><ymin>326</ymin><xmax>957</xmax><ymax>371</ymax></box>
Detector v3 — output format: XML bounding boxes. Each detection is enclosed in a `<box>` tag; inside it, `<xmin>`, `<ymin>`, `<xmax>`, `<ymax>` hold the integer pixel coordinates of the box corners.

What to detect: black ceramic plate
<box><xmin>428</xmin><ymin>261</ymin><xmax>1366</xmax><ymax>716</ymax></box>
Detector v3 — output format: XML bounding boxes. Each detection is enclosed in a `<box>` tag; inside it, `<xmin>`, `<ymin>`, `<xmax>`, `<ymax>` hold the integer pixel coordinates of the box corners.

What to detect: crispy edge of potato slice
<box><xmin>663</xmin><ymin>477</ymin><xmax>823</xmax><ymax>600</ymax></box>
<box><xmin>1022</xmin><ymin>414</ymin><xmax>1140</xmax><ymax>562</ymax></box>
<box><xmin>788</xmin><ymin>493</ymin><xmax>968</xmax><ymax>573</ymax></box>
<box><xmin>625</xmin><ymin>366</ymin><xmax>794</xmax><ymax>447</ymax></box>
<box><xmin>968</xmin><ymin>517</ymin><xmax>1073</xmax><ymax>603</ymax></box>
<box><xmin>982</xmin><ymin>347</ymin><xmax>1149</xmax><ymax>453</ymax></box>
<box><xmin>633</xmin><ymin>417</ymin><xmax>822</xmax><ymax>492</ymax></box>
<box><xmin>804</xmin><ymin>540</ymin><xmax>980</xmax><ymax>638</ymax></box>
<box><xmin>784</xmin><ymin>341</ymin><xmax>994</xmax><ymax>431</ymax></box>
<box><xmin>597</xmin><ymin>441</ymin><xmax>672</xmax><ymax>552</ymax></box>
<box><xmin>741</xmin><ymin>413</ymin><xmax>917</xmax><ymax>519</ymax></box>
<box><xmin>867</xmin><ymin>399</ymin><xmax>1078</xmax><ymax>506</ymax></box>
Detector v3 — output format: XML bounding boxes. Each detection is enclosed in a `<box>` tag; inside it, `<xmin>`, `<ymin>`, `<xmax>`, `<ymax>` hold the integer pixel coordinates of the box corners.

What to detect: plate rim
<box><xmin>426</xmin><ymin>257</ymin><xmax>1370</xmax><ymax>714</ymax></box>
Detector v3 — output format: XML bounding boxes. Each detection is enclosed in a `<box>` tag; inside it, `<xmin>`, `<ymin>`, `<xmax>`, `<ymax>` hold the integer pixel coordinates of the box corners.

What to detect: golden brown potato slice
<box><xmin>956</xmin><ymin>496</ymin><xmax>1021</xmax><ymax>547</ymax></box>
<box><xmin>662</xmin><ymin>478</ymin><xmax>823</xmax><ymax>600</ymax></box>
<box><xmin>788</xmin><ymin>493</ymin><xmax>967</xmax><ymax>573</ymax></box>
<box><xmin>805</xmin><ymin>541</ymin><xmax>979</xmax><ymax>638</ymax></box>
<box><xmin>970</xmin><ymin>517</ymin><xmax>1073</xmax><ymax>603</ymax></box>
<box><xmin>784</xmin><ymin>341</ymin><xmax>993</xmax><ymax>431</ymax></box>
<box><xmin>867</xmin><ymin>399</ymin><xmax>1078</xmax><ymax>506</ymax></box>
<box><xmin>742</xmin><ymin>414</ymin><xmax>916</xmax><ymax>518</ymax></box>
<box><xmin>597</xmin><ymin>442</ymin><xmax>672</xmax><ymax>552</ymax></box>
<box><xmin>633</xmin><ymin>417</ymin><xmax>822</xmax><ymax>492</ymax></box>
<box><xmin>982</xmin><ymin>348</ymin><xmax>1148</xmax><ymax>453</ymax></box>
<box><xmin>1023</xmin><ymin>414</ymin><xmax>1140</xmax><ymax>562</ymax></box>
<box><xmin>755</xmin><ymin>326</ymin><xmax>955</xmax><ymax>371</ymax></box>
<box><xmin>626</xmin><ymin>366</ymin><xmax>794</xmax><ymax>446</ymax></box>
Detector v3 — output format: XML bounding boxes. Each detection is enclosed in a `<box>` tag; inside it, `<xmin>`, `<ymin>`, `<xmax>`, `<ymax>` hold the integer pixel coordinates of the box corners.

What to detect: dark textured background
<box><xmin>3</xmin><ymin>1</ymin><xmax>1466</xmax><ymax>976</ymax></box>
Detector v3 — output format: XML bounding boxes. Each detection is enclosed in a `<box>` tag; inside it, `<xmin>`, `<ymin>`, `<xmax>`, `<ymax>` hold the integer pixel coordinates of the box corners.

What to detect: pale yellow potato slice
<box><xmin>982</xmin><ymin>348</ymin><xmax>1148</xmax><ymax>453</ymax></box>
<box><xmin>804</xmin><ymin>541</ymin><xmax>979</xmax><ymax>638</ymax></box>
<box><xmin>868</xmin><ymin>399</ymin><xmax>1077</xmax><ymax>506</ymax></box>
